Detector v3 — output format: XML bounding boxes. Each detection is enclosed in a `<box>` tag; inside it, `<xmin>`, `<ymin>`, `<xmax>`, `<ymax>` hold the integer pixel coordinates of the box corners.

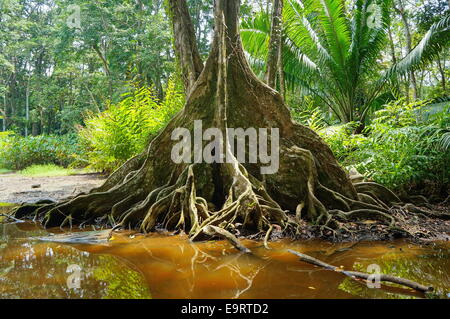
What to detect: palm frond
<box><xmin>317</xmin><ymin>0</ymin><xmax>351</xmax><ymax>69</ymax></box>
<box><xmin>385</xmin><ymin>14</ymin><xmax>450</xmax><ymax>79</ymax></box>
<box><xmin>439</xmin><ymin>131</ymin><xmax>450</xmax><ymax>151</ymax></box>
<box><xmin>241</xmin><ymin>12</ymin><xmax>271</xmax><ymax>61</ymax></box>
<box><xmin>284</xmin><ymin>0</ymin><xmax>334</xmax><ymax>68</ymax></box>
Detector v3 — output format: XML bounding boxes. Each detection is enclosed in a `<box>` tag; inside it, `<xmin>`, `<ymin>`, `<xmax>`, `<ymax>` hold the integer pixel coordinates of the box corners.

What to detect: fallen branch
<box><xmin>197</xmin><ymin>232</ymin><xmax>432</xmax><ymax>294</ymax></box>
<box><xmin>0</xmin><ymin>212</ymin><xmax>24</xmax><ymax>223</ymax></box>
<box><xmin>288</xmin><ymin>249</ymin><xmax>433</xmax><ymax>293</ymax></box>
<box><xmin>202</xmin><ymin>225</ymin><xmax>251</xmax><ymax>254</ymax></box>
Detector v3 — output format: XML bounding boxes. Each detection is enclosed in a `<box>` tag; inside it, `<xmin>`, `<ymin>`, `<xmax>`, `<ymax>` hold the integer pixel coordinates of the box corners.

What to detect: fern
<box><xmin>78</xmin><ymin>78</ymin><xmax>184</xmax><ymax>172</ymax></box>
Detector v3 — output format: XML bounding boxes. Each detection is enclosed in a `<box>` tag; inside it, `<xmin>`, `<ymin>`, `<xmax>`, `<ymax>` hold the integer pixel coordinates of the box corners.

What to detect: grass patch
<box><xmin>19</xmin><ymin>164</ymin><xmax>76</xmax><ymax>177</ymax></box>
<box><xmin>0</xmin><ymin>202</ymin><xmax>13</xmax><ymax>207</ymax></box>
<box><xmin>0</xmin><ymin>168</ymin><xmax>13</xmax><ymax>174</ymax></box>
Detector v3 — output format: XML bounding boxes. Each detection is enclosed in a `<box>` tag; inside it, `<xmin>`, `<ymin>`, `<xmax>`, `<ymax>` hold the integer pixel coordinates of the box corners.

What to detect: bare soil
<box><xmin>0</xmin><ymin>172</ymin><xmax>106</xmax><ymax>204</ymax></box>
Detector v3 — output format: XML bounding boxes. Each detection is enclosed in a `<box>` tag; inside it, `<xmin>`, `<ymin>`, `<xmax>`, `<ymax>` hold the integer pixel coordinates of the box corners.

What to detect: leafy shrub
<box><xmin>0</xmin><ymin>132</ymin><xmax>82</xmax><ymax>170</ymax></box>
<box><xmin>319</xmin><ymin>123</ymin><xmax>366</xmax><ymax>161</ymax></box>
<box><xmin>290</xmin><ymin>95</ymin><xmax>330</xmax><ymax>131</ymax></box>
<box><xmin>78</xmin><ymin>79</ymin><xmax>184</xmax><ymax>172</ymax></box>
<box><xmin>320</xmin><ymin>99</ymin><xmax>450</xmax><ymax>190</ymax></box>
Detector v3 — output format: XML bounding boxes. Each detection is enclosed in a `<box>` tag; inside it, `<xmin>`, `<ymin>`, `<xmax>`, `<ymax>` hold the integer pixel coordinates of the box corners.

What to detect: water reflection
<box><xmin>0</xmin><ymin>222</ymin><xmax>449</xmax><ymax>299</ymax></box>
<box><xmin>339</xmin><ymin>246</ymin><xmax>450</xmax><ymax>299</ymax></box>
<box><xmin>0</xmin><ymin>223</ymin><xmax>150</xmax><ymax>298</ymax></box>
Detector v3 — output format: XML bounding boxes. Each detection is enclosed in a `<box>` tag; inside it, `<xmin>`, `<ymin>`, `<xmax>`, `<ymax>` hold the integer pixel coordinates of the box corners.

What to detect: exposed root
<box><xmin>329</xmin><ymin>209</ymin><xmax>395</xmax><ymax>227</ymax></box>
<box><xmin>263</xmin><ymin>224</ymin><xmax>274</xmax><ymax>249</ymax></box>
<box><xmin>354</xmin><ymin>182</ymin><xmax>402</xmax><ymax>206</ymax></box>
<box><xmin>403</xmin><ymin>203</ymin><xmax>450</xmax><ymax>220</ymax></box>
<box><xmin>202</xmin><ymin>225</ymin><xmax>251</xmax><ymax>253</ymax></box>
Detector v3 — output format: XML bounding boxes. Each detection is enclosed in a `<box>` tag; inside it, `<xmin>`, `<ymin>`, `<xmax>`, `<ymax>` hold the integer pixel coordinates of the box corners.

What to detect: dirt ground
<box><xmin>0</xmin><ymin>173</ymin><xmax>106</xmax><ymax>204</ymax></box>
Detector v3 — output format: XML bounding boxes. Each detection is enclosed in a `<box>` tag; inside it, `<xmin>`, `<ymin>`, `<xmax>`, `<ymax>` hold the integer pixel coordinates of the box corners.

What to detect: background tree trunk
<box><xmin>1</xmin><ymin>94</ymin><xmax>6</xmax><ymax>131</ymax></box>
<box><xmin>436</xmin><ymin>56</ymin><xmax>446</xmax><ymax>92</ymax></box>
<box><xmin>277</xmin><ymin>41</ymin><xmax>286</xmax><ymax>98</ymax></box>
<box><xmin>265</xmin><ymin>0</ymin><xmax>283</xmax><ymax>89</ymax></box>
<box><xmin>25</xmin><ymin>77</ymin><xmax>30</xmax><ymax>137</ymax></box>
<box><xmin>167</xmin><ymin>0</ymin><xmax>204</xmax><ymax>96</ymax></box>
<box><xmin>396</xmin><ymin>0</ymin><xmax>419</xmax><ymax>100</ymax></box>
<box><xmin>388</xmin><ymin>26</ymin><xmax>397</xmax><ymax>64</ymax></box>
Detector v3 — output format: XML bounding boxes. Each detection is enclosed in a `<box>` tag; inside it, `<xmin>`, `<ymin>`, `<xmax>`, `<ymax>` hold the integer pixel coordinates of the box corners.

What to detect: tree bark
<box><xmin>387</xmin><ymin>26</ymin><xmax>397</xmax><ymax>64</ymax></box>
<box><xmin>92</xmin><ymin>43</ymin><xmax>110</xmax><ymax>76</ymax></box>
<box><xmin>92</xmin><ymin>43</ymin><xmax>112</xmax><ymax>98</ymax></box>
<box><xmin>277</xmin><ymin>40</ymin><xmax>286</xmax><ymax>98</ymax></box>
<box><xmin>25</xmin><ymin>77</ymin><xmax>30</xmax><ymax>137</ymax></box>
<box><xmin>436</xmin><ymin>56</ymin><xmax>446</xmax><ymax>92</ymax></box>
<box><xmin>1</xmin><ymin>94</ymin><xmax>6</xmax><ymax>131</ymax></box>
<box><xmin>265</xmin><ymin>0</ymin><xmax>283</xmax><ymax>89</ymax></box>
<box><xmin>167</xmin><ymin>0</ymin><xmax>204</xmax><ymax>96</ymax></box>
<box><xmin>395</xmin><ymin>0</ymin><xmax>419</xmax><ymax>99</ymax></box>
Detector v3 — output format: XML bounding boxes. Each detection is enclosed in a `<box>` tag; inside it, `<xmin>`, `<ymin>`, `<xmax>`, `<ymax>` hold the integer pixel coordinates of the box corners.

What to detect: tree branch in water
<box><xmin>288</xmin><ymin>249</ymin><xmax>433</xmax><ymax>293</ymax></box>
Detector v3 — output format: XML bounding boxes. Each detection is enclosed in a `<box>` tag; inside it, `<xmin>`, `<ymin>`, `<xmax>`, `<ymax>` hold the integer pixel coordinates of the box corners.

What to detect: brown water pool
<box><xmin>0</xmin><ymin>221</ymin><xmax>449</xmax><ymax>299</ymax></box>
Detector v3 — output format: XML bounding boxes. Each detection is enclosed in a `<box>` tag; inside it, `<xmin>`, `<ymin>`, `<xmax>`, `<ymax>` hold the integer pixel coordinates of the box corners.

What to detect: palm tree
<box><xmin>241</xmin><ymin>0</ymin><xmax>450</xmax><ymax>124</ymax></box>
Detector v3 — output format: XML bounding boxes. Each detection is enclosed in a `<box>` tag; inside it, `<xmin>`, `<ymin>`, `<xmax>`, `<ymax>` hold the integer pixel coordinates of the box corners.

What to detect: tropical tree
<box><xmin>15</xmin><ymin>0</ymin><xmax>404</xmax><ymax>239</ymax></box>
<box><xmin>241</xmin><ymin>0</ymin><xmax>450</xmax><ymax>123</ymax></box>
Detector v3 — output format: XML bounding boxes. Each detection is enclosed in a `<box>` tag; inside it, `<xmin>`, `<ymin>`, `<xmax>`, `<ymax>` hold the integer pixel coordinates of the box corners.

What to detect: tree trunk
<box><xmin>1</xmin><ymin>94</ymin><xmax>6</xmax><ymax>131</ymax></box>
<box><xmin>436</xmin><ymin>57</ymin><xmax>446</xmax><ymax>92</ymax></box>
<box><xmin>25</xmin><ymin>77</ymin><xmax>30</xmax><ymax>137</ymax></box>
<box><xmin>265</xmin><ymin>0</ymin><xmax>283</xmax><ymax>89</ymax></box>
<box><xmin>167</xmin><ymin>0</ymin><xmax>204</xmax><ymax>96</ymax></box>
<box><xmin>396</xmin><ymin>0</ymin><xmax>419</xmax><ymax>99</ymax></box>
<box><xmin>92</xmin><ymin>43</ymin><xmax>110</xmax><ymax>76</ymax></box>
<box><xmin>387</xmin><ymin>26</ymin><xmax>397</xmax><ymax>64</ymax></box>
<box><xmin>92</xmin><ymin>43</ymin><xmax>112</xmax><ymax>99</ymax></box>
<box><xmin>277</xmin><ymin>40</ymin><xmax>286</xmax><ymax>98</ymax></box>
<box><xmin>15</xmin><ymin>0</ymin><xmax>399</xmax><ymax>240</ymax></box>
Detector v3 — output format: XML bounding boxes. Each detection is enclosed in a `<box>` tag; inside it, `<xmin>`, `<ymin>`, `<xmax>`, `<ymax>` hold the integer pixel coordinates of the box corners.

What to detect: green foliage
<box><xmin>386</xmin><ymin>14</ymin><xmax>450</xmax><ymax>80</ymax></box>
<box><xmin>439</xmin><ymin>132</ymin><xmax>450</xmax><ymax>150</ymax></box>
<box><xmin>78</xmin><ymin>79</ymin><xmax>184</xmax><ymax>172</ymax></box>
<box><xmin>241</xmin><ymin>0</ymin><xmax>449</xmax><ymax>123</ymax></box>
<box><xmin>320</xmin><ymin>122</ymin><xmax>367</xmax><ymax>161</ymax></box>
<box><xmin>0</xmin><ymin>0</ymin><xmax>175</xmax><ymax>136</ymax></box>
<box><xmin>0</xmin><ymin>132</ymin><xmax>82</xmax><ymax>170</ymax></box>
<box><xmin>321</xmin><ymin>99</ymin><xmax>450</xmax><ymax>189</ymax></box>
<box><xmin>290</xmin><ymin>96</ymin><xmax>329</xmax><ymax>131</ymax></box>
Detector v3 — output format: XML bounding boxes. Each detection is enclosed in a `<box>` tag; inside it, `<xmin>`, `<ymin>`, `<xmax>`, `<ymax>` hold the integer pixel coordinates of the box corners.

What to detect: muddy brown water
<box><xmin>0</xmin><ymin>209</ymin><xmax>449</xmax><ymax>299</ymax></box>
